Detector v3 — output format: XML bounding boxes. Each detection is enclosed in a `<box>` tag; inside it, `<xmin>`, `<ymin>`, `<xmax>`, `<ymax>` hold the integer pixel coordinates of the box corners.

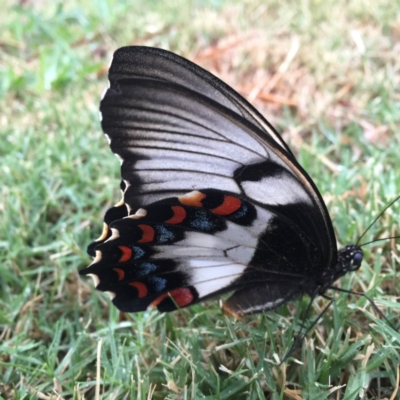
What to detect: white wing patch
<box><xmin>191</xmin><ymin>263</ymin><xmax>246</xmax><ymax>297</ymax></box>
<box><xmin>130</xmin><ymin>173</ymin><xmax>241</xmax><ymax>194</ymax></box>
<box><xmin>242</xmin><ymin>175</ymin><xmax>312</xmax><ymax>206</ymax></box>
<box><xmin>235</xmin><ymin>298</ymin><xmax>286</xmax><ymax>314</ymax></box>
<box><xmin>134</xmin><ymin>158</ymin><xmax>240</xmax><ymax>177</ymax></box>
<box><xmin>150</xmin><ymin>204</ymin><xmax>275</xmax><ymax>297</ymax></box>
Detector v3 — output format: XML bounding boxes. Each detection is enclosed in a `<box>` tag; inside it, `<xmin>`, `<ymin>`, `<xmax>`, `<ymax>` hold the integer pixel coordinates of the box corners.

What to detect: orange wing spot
<box><xmin>210</xmin><ymin>195</ymin><xmax>242</xmax><ymax>216</ymax></box>
<box><xmin>165</xmin><ymin>206</ymin><xmax>186</xmax><ymax>224</ymax></box>
<box><xmin>221</xmin><ymin>303</ymin><xmax>242</xmax><ymax>320</ymax></box>
<box><xmin>118</xmin><ymin>246</ymin><xmax>132</xmax><ymax>262</ymax></box>
<box><xmin>150</xmin><ymin>292</ymin><xmax>169</xmax><ymax>307</ymax></box>
<box><xmin>113</xmin><ymin>268</ymin><xmax>125</xmax><ymax>281</ymax></box>
<box><xmin>138</xmin><ymin>224</ymin><xmax>155</xmax><ymax>243</ymax></box>
<box><xmin>179</xmin><ymin>191</ymin><xmax>206</xmax><ymax>208</ymax></box>
<box><xmin>150</xmin><ymin>288</ymin><xmax>194</xmax><ymax>308</ymax></box>
<box><xmin>129</xmin><ymin>282</ymin><xmax>148</xmax><ymax>298</ymax></box>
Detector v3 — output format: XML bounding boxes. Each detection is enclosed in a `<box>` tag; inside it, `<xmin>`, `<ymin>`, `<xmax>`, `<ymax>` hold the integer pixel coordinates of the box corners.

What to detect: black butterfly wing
<box><xmin>81</xmin><ymin>46</ymin><xmax>337</xmax><ymax>315</ymax></box>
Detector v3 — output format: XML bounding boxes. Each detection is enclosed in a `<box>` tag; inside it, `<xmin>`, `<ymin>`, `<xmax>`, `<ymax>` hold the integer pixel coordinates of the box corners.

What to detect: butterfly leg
<box><xmin>281</xmin><ymin>293</ymin><xmax>335</xmax><ymax>363</ymax></box>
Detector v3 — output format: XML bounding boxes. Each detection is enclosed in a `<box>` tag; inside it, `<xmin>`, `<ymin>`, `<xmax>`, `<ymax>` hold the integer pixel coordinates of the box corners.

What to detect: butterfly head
<box><xmin>338</xmin><ymin>244</ymin><xmax>363</xmax><ymax>273</ymax></box>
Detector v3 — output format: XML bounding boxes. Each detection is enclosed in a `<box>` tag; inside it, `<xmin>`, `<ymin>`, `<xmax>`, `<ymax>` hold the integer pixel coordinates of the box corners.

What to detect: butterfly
<box><xmin>79</xmin><ymin>46</ymin><xmax>365</xmax><ymax>318</ymax></box>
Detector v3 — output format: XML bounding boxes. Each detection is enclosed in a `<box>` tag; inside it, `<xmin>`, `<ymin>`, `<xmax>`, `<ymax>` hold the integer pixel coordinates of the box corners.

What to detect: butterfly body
<box><xmin>80</xmin><ymin>46</ymin><xmax>363</xmax><ymax>316</ymax></box>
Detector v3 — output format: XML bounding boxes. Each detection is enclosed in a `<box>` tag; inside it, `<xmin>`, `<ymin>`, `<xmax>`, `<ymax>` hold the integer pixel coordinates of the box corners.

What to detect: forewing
<box><xmin>100</xmin><ymin>75</ymin><xmax>336</xmax><ymax>267</ymax></box>
<box><xmin>108</xmin><ymin>46</ymin><xmax>291</xmax><ymax>154</ymax></box>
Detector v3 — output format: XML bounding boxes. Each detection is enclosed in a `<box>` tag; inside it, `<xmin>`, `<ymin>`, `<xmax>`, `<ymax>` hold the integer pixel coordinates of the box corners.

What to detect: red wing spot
<box><xmin>118</xmin><ymin>246</ymin><xmax>132</xmax><ymax>262</ymax></box>
<box><xmin>165</xmin><ymin>206</ymin><xmax>186</xmax><ymax>224</ymax></box>
<box><xmin>138</xmin><ymin>224</ymin><xmax>155</xmax><ymax>243</ymax></box>
<box><xmin>179</xmin><ymin>191</ymin><xmax>206</xmax><ymax>208</ymax></box>
<box><xmin>129</xmin><ymin>282</ymin><xmax>148</xmax><ymax>298</ymax></box>
<box><xmin>113</xmin><ymin>268</ymin><xmax>125</xmax><ymax>281</ymax></box>
<box><xmin>210</xmin><ymin>195</ymin><xmax>242</xmax><ymax>216</ymax></box>
<box><xmin>170</xmin><ymin>288</ymin><xmax>194</xmax><ymax>307</ymax></box>
<box><xmin>150</xmin><ymin>288</ymin><xmax>194</xmax><ymax>308</ymax></box>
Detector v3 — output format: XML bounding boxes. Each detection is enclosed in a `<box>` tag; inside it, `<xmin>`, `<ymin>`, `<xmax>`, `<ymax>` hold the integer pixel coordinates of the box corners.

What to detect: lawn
<box><xmin>1</xmin><ymin>1</ymin><xmax>399</xmax><ymax>399</ymax></box>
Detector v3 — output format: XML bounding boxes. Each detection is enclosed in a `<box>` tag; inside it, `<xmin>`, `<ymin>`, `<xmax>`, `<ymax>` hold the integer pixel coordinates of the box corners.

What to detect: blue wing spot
<box><xmin>232</xmin><ymin>203</ymin><xmax>248</xmax><ymax>219</ymax></box>
<box><xmin>138</xmin><ymin>262</ymin><xmax>157</xmax><ymax>275</ymax></box>
<box><xmin>190</xmin><ymin>209</ymin><xmax>215</xmax><ymax>231</ymax></box>
<box><xmin>156</xmin><ymin>225</ymin><xmax>175</xmax><ymax>243</ymax></box>
<box><xmin>149</xmin><ymin>276</ymin><xmax>167</xmax><ymax>292</ymax></box>
<box><xmin>132</xmin><ymin>246</ymin><xmax>146</xmax><ymax>260</ymax></box>
<box><xmin>224</xmin><ymin>201</ymin><xmax>256</xmax><ymax>226</ymax></box>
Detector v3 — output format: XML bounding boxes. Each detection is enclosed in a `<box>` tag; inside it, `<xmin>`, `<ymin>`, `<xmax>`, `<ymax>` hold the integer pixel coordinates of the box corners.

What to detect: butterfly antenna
<box><xmin>359</xmin><ymin>235</ymin><xmax>400</xmax><ymax>248</ymax></box>
<box><xmin>327</xmin><ymin>286</ymin><xmax>397</xmax><ymax>331</ymax></box>
<box><xmin>356</xmin><ymin>194</ymin><xmax>400</xmax><ymax>246</ymax></box>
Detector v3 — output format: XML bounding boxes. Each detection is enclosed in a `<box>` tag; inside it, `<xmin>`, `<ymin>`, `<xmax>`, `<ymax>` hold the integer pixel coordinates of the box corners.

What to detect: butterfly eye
<box><xmin>352</xmin><ymin>251</ymin><xmax>363</xmax><ymax>268</ymax></box>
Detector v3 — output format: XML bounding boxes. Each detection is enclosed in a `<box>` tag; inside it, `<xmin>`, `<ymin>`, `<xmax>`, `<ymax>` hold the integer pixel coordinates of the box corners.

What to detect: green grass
<box><xmin>1</xmin><ymin>1</ymin><xmax>400</xmax><ymax>399</ymax></box>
